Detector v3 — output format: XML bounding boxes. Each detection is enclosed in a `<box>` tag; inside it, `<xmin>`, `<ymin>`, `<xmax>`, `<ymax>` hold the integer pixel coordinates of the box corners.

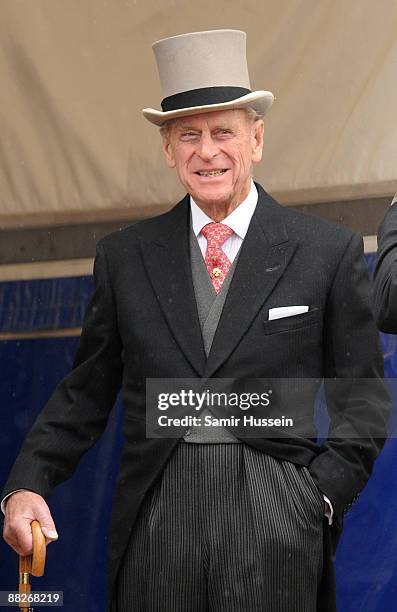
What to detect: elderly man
<box><xmin>2</xmin><ymin>29</ymin><xmax>390</xmax><ymax>612</ymax></box>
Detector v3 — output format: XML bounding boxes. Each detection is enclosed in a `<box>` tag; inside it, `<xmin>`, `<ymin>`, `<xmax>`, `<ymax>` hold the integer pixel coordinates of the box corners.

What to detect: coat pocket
<box><xmin>263</xmin><ymin>307</ymin><xmax>320</xmax><ymax>335</ymax></box>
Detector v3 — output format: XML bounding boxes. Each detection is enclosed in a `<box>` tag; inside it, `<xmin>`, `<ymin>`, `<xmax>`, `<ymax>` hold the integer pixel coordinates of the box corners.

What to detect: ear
<box><xmin>161</xmin><ymin>133</ymin><xmax>176</xmax><ymax>169</ymax></box>
<box><xmin>251</xmin><ymin>119</ymin><xmax>264</xmax><ymax>164</ymax></box>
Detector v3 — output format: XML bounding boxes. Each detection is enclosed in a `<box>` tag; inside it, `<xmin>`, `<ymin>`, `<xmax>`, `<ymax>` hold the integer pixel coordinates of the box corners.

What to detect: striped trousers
<box><xmin>116</xmin><ymin>442</ymin><xmax>323</xmax><ymax>611</ymax></box>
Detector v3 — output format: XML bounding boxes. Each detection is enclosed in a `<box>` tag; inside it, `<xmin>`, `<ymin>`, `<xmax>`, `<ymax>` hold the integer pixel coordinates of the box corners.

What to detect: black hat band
<box><xmin>161</xmin><ymin>86</ymin><xmax>252</xmax><ymax>112</ymax></box>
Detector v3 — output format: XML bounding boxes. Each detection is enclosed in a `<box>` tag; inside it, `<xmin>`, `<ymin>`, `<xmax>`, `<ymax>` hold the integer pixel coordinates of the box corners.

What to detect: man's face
<box><xmin>161</xmin><ymin>109</ymin><xmax>264</xmax><ymax>210</ymax></box>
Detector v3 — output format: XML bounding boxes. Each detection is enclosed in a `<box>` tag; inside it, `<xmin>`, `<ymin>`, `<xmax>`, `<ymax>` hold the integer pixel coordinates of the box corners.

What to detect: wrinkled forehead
<box><xmin>172</xmin><ymin>108</ymin><xmax>249</xmax><ymax>131</ymax></box>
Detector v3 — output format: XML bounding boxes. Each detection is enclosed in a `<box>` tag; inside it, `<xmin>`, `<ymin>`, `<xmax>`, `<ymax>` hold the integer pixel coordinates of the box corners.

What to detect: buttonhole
<box><xmin>265</xmin><ymin>265</ymin><xmax>281</xmax><ymax>272</ymax></box>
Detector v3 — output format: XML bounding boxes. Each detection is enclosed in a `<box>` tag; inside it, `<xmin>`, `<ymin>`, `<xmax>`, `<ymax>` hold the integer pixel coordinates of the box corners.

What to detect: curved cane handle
<box><xmin>18</xmin><ymin>521</ymin><xmax>46</xmax><ymax>612</ymax></box>
<box><xmin>30</xmin><ymin>520</ymin><xmax>46</xmax><ymax>577</ymax></box>
<box><xmin>18</xmin><ymin>521</ymin><xmax>46</xmax><ymax>609</ymax></box>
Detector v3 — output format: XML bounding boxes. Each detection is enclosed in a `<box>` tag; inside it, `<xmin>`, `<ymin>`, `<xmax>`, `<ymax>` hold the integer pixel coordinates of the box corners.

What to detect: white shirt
<box><xmin>190</xmin><ymin>178</ymin><xmax>258</xmax><ymax>261</ymax></box>
<box><xmin>1</xmin><ymin>180</ymin><xmax>333</xmax><ymax>525</ymax></box>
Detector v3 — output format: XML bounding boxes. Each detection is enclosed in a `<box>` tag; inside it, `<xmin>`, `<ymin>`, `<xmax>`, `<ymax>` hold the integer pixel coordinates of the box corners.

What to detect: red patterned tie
<box><xmin>201</xmin><ymin>222</ymin><xmax>234</xmax><ymax>294</ymax></box>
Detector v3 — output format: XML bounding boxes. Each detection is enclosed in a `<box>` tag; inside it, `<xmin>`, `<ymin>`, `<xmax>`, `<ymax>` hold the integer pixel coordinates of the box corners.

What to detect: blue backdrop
<box><xmin>1</xmin><ymin>254</ymin><xmax>396</xmax><ymax>611</ymax></box>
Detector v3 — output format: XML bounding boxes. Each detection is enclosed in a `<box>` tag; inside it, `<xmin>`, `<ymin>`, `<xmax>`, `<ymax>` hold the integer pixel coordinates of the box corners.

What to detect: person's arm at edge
<box><xmin>373</xmin><ymin>198</ymin><xmax>397</xmax><ymax>332</ymax></box>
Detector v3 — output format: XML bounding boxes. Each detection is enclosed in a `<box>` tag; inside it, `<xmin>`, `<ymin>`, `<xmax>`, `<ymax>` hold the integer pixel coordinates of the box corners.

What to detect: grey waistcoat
<box><xmin>183</xmin><ymin>223</ymin><xmax>241</xmax><ymax>443</ymax></box>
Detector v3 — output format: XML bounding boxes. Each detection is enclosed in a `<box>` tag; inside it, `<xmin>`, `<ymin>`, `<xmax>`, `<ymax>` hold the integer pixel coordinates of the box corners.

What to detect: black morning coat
<box><xmin>2</xmin><ymin>183</ymin><xmax>390</xmax><ymax>612</ymax></box>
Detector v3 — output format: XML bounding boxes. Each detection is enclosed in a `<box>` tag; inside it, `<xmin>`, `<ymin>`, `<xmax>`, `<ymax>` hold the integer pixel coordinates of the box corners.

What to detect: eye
<box><xmin>216</xmin><ymin>129</ymin><xmax>233</xmax><ymax>138</ymax></box>
<box><xmin>180</xmin><ymin>131</ymin><xmax>199</xmax><ymax>141</ymax></box>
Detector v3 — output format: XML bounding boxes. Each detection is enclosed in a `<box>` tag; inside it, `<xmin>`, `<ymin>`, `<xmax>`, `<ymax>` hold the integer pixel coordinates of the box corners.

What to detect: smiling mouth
<box><xmin>195</xmin><ymin>169</ymin><xmax>229</xmax><ymax>177</ymax></box>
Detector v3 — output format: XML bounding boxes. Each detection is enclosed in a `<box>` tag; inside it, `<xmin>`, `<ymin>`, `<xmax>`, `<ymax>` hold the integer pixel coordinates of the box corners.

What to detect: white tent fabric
<box><xmin>1</xmin><ymin>0</ymin><xmax>397</xmax><ymax>227</ymax></box>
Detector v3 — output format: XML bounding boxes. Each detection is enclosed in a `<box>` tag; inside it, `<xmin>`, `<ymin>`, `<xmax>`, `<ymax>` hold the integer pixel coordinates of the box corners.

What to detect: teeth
<box><xmin>198</xmin><ymin>170</ymin><xmax>226</xmax><ymax>176</ymax></box>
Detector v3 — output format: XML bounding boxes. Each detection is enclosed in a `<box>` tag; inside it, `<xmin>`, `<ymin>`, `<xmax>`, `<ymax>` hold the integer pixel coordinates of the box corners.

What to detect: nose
<box><xmin>197</xmin><ymin>133</ymin><xmax>219</xmax><ymax>161</ymax></box>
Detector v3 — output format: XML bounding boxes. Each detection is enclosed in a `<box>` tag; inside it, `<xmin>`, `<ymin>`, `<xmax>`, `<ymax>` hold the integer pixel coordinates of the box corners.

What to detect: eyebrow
<box><xmin>174</xmin><ymin>124</ymin><xmax>200</xmax><ymax>132</ymax></box>
<box><xmin>175</xmin><ymin>124</ymin><xmax>234</xmax><ymax>132</ymax></box>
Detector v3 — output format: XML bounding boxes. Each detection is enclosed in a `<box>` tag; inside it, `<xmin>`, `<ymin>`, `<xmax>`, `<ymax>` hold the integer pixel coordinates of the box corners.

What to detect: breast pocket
<box><xmin>263</xmin><ymin>307</ymin><xmax>321</xmax><ymax>335</ymax></box>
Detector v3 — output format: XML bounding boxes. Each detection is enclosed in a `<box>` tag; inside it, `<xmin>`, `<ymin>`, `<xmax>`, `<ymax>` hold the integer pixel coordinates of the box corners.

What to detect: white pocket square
<box><xmin>268</xmin><ymin>306</ymin><xmax>309</xmax><ymax>320</ymax></box>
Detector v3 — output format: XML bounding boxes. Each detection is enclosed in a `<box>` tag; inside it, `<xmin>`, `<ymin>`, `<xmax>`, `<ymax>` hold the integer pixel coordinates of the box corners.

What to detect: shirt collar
<box><xmin>190</xmin><ymin>179</ymin><xmax>258</xmax><ymax>240</ymax></box>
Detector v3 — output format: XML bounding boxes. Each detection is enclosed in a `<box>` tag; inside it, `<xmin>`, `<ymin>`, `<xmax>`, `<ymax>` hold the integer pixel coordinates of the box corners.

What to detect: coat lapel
<box><xmin>203</xmin><ymin>184</ymin><xmax>297</xmax><ymax>378</ymax></box>
<box><xmin>139</xmin><ymin>195</ymin><xmax>207</xmax><ymax>377</ymax></box>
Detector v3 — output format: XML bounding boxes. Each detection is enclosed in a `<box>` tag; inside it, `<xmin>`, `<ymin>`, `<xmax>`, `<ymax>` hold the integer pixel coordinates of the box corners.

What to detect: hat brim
<box><xmin>142</xmin><ymin>90</ymin><xmax>274</xmax><ymax>126</ymax></box>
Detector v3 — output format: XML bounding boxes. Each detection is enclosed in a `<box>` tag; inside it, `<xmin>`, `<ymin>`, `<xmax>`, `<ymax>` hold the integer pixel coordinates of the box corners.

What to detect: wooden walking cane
<box><xmin>18</xmin><ymin>520</ymin><xmax>46</xmax><ymax>612</ymax></box>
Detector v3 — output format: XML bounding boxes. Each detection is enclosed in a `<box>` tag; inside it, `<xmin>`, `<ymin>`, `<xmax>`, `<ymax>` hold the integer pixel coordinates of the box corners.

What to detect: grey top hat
<box><xmin>142</xmin><ymin>29</ymin><xmax>274</xmax><ymax>126</ymax></box>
